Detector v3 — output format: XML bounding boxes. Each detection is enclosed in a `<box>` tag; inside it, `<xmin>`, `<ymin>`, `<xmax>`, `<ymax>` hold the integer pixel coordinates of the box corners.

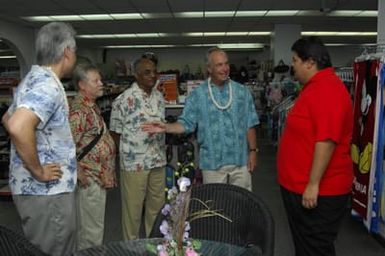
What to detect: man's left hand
<box><xmin>247</xmin><ymin>151</ymin><xmax>258</xmax><ymax>172</ymax></box>
<box><xmin>302</xmin><ymin>184</ymin><xmax>319</xmax><ymax>209</ymax></box>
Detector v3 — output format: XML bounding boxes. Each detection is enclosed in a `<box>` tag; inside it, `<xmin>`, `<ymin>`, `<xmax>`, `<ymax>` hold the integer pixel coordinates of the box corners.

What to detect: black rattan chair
<box><xmin>150</xmin><ymin>183</ymin><xmax>274</xmax><ymax>256</ymax></box>
<box><xmin>0</xmin><ymin>225</ymin><xmax>48</xmax><ymax>256</ymax></box>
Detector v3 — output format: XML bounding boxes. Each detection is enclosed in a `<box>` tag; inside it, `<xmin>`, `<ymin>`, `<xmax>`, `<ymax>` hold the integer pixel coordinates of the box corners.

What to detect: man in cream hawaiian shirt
<box><xmin>110</xmin><ymin>57</ymin><xmax>165</xmax><ymax>240</ymax></box>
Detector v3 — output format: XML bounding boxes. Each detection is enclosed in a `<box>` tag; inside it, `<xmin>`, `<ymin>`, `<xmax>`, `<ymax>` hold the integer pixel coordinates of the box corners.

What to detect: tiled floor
<box><xmin>1</xmin><ymin>138</ymin><xmax>385</xmax><ymax>255</ymax></box>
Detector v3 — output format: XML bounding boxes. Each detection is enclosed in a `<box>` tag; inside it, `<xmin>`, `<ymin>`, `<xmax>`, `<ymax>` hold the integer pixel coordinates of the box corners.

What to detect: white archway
<box><xmin>0</xmin><ymin>20</ymin><xmax>35</xmax><ymax>77</ymax></box>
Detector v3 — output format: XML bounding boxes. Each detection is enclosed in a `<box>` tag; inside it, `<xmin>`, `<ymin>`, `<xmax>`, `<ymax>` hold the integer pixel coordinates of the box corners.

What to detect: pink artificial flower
<box><xmin>185</xmin><ymin>247</ymin><xmax>199</xmax><ymax>256</ymax></box>
<box><xmin>158</xmin><ymin>251</ymin><xmax>169</xmax><ymax>256</ymax></box>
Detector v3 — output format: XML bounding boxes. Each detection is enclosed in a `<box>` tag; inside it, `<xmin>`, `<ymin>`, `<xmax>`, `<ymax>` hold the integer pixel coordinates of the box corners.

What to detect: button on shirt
<box><xmin>8</xmin><ymin>65</ymin><xmax>77</xmax><ymax>195</ymax></box>
<box><xmin>110</xmin><ymin>83</ymin><xmax>166</xmax><ymax>171</ymax></box>
<box><xmin>178</xmin><ymin>79</ymin><xmax>259</xmax><ymax>170</ymax></box>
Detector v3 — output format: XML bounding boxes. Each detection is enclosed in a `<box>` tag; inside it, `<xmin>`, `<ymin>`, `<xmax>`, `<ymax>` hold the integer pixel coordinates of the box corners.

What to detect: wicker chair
<box><xmin>150</xmin><ymin>183</ymin><xmax>274</xmax><ymax>256</ymax></box>
<box><xmin>0</xmin><ymin>226</ymin><xmax>48</xmax><ymax>256</ymax></box>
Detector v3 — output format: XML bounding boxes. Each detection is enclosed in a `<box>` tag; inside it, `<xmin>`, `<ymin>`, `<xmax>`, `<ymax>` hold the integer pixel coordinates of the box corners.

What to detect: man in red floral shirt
<box><xmin>69</xmin><ymin>63</ymin><xmax>116</xmax><ymax>250</ymax></box>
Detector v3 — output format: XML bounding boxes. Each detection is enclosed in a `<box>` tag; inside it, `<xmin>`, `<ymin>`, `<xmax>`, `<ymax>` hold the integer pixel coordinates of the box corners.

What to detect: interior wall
<box><xmin>83</xmin><ymin>46</ymin><xmax>358</xmax><ymax>75</ymax></box>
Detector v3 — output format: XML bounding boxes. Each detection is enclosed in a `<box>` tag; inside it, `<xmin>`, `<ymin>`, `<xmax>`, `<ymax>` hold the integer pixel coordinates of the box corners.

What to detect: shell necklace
<box><xmin>42</xmin><ymin>66</ymin><xmax>69</xmax><ymax>113</ymax></box>
<box><xmin>208</xmin><ymin>77</ymin><xmax>233</xmax><ymax>110</ymax></box>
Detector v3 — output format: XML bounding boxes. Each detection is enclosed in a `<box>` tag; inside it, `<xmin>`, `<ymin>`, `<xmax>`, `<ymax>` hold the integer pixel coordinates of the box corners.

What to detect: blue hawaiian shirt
<box><xmin>178</xmin><ymin>79</ymin><xmax>259</xmax><ymax>170</ymax></box>
<box><xmin>8</xmin><ymin>65</ymin><xmax>77</xmax><ymax>195</ymax></box>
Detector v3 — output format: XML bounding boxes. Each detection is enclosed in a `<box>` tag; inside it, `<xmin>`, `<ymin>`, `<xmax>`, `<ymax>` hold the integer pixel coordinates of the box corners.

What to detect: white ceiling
<box><xmin>0</xmin><ymin>0</ymin><xmax>379</xmax><ymax>51</ymax></box>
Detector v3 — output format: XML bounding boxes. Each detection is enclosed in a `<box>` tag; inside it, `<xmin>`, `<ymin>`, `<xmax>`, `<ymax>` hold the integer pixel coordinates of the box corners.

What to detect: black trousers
<box><xmin>280</xmin><ymin>186</ymin><xmax>350</xmax><ymax>256</ymax></box>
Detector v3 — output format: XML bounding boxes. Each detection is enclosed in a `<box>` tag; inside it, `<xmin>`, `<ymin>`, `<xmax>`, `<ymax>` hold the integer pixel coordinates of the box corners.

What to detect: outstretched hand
<box><xmin>141</xmin><ymin>121</ymin><xmax>167</xmax><ymax>134</ymax></box>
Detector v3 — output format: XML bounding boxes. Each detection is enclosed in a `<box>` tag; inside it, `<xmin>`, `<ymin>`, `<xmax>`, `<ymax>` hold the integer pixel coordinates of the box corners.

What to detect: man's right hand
<box><xmin>77</xmin><ymin>162</ymin><xmax>92</xmax><ymax>188</ymax></box>
<box><xmin>32</xmin><ymin>163</ymin><xmax>62</xmax><ymax>182</ymax></box>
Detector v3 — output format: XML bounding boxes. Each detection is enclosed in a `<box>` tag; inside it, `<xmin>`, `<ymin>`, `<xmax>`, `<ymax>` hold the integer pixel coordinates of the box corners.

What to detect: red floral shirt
<box><xmin>69</xmin><ymin>94</ymin><xmax>116</xmax><ymax>188</ymax></box>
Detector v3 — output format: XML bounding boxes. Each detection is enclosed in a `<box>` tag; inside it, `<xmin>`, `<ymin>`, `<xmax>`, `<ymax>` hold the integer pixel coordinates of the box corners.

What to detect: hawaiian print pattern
<box><xmin>69</xmin><ymin>94</ymin><xmax>116</xmax><ymax>188</ymax></box>
<box><xmin>110</xmin><ymin>82</ymin><xmax>166</xmax><ymax>171</ymax></box>
<box><xmin>178</xmin><ymin>79</ymin><xmax>259</xmax><ymax>170</ymax></box>
<box><xmin>8</xmin><ymin>65</ymin><xmax>77</xmax><ymax>195</ymax></box>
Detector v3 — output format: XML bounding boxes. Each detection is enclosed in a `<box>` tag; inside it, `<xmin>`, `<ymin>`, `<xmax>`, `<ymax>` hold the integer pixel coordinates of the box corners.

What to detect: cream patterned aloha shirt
<box><xmin>69</xmin><ymin>94</ymin><xmax>116</xmax><ymax>188</ymax></box>
<box><xmin>110</xmin><ymin>82</ymin><xmax>166</xmax><ymax>172</ymax></box>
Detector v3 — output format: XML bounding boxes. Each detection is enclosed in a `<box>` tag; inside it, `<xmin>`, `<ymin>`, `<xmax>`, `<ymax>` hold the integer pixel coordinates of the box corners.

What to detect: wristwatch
<box><xmin>249</xmin><ymin>148</ymin><xmax>259</xmax><ymax>153</ymax></box>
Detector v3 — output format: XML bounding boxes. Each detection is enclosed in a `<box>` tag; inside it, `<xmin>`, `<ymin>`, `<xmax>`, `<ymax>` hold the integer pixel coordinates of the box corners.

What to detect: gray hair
<box><xmin>72</xmin><ymin>63</ymin><xmax>99</xmax><ymax>91</ymax></box>
<box><xmin>205</xmin><ymin>46</ymin><xmax>225</xmax><ymax>66</ymax></box>
<box><xmin>35</xmin><ymin>22</ymin><xmax>76</xmax><ymax>65</ymax></box>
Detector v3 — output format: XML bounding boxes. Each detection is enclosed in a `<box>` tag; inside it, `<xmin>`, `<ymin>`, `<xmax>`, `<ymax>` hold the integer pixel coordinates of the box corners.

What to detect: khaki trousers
<box><xmin>121</xmin><ymin>167</ymin><xmax>165</xmax><ymax>240</ymax></box>
<box><xmin>76</xmin><ymin>178</ymin><xmax>106</xmax><ymax>250</ymax></box>
<box><xmin>13</xmin><ymin>192</ymin><xmax>76</xmax><ymax>256</ymax></box>
<box><xmin>202</xmin><ymin>165</ymin><xmax>252</xmax><ymax>191</ymax></box>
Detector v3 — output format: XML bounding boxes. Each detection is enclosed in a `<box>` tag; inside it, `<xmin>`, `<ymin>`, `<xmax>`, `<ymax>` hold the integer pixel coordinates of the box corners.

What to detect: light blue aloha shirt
<box><xmin>178</xmin><ymin>79</ymin><xmax>259</xmax><ymax>170</ymax></box>
<box><xmin>110</xmin><ymin>82</ymin><xmax>166</xmax><ymax>171</ymax></box>
<box><xmin>8</xmin><ymin>65</ymin><xmax>77</xmax><ymax>195</ymax></box>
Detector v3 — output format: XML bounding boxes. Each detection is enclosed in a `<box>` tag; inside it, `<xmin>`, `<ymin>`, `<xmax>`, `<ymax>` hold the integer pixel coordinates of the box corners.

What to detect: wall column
<box><xmin>378</xmin><ymin>0</ymin><xmax>385</xmax><ymax>46</ymax></box>
<box><xmin>271</xmin><ymin>24</ymin><xmax>301</xmax><ymax>67</ymax></box>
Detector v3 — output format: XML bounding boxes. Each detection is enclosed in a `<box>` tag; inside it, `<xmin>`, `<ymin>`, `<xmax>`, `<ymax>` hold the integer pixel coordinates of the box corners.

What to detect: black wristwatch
<box><xmin>249</xmin><ymin>148</ymin><xmax>259</xmax><ymax>153</ymax></box>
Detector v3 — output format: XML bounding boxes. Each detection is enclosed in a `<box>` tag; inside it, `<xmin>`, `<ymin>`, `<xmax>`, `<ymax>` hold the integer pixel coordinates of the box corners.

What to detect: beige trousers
<box><xmin>76</xmin><ymin>179</ymin><xmax>106</xmax><ymax>250</ymax></box>
<box><xmin>202</xmin><ymin>165</ymin><xmax>252</xmax><ymax>191</ymax></box>
<box><xmin>121</xmin><ymin>167</ymin><xmax>165</xmax><ymax>240</ymax></box>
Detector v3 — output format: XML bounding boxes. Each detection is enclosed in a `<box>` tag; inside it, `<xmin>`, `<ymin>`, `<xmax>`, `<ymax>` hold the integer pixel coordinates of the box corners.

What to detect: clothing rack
<box><xmin>355</xmin><ymin>44</ymin><xmax>385</xmax><ymax>62</ymax></box>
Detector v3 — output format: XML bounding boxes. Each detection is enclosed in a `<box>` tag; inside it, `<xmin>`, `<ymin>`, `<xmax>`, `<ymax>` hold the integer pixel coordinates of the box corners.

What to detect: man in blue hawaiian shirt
<box><xmin>142</xmin><ymin>47</ymin><xmax>259</xmax><ymax>191</ymax></box>
<box><xmin>2</xmin><ymin>22</ymin><xmax>78</xmax><ymax>256</ymax></box>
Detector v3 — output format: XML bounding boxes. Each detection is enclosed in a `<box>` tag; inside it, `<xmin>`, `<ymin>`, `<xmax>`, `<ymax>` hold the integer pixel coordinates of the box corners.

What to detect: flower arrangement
<box><xmin>146</xmin><ymin>162</ymin><xmax>231</xmax><ymax>256</ymax></box>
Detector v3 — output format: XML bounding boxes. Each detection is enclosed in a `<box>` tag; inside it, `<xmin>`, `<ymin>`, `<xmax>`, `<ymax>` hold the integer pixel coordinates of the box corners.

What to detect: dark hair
<box><xmin>291</xmin><ymin>36</ymin><xmax>332</xmax><ymax>70</ymax></box>
<box><xmin>142</xmin><ymin>52</ymin><xmax>158</xmax><ymax>65</ymax></box>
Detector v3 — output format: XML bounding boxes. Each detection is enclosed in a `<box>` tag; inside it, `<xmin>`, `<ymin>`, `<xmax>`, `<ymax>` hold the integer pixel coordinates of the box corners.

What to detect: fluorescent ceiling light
<box><xmin>142</xmin><ymin>13</ymin><xmax>171</xmax><ymax>19</ymax></box>
<box><xmin>357</xmin><ymin>11</ymin><xmax>378</xmax><ymax>17</ymax></box>
<box><xmin>50</xmin><ymin>15</ymin><xmax>84</xmax><ymax>21</ymax></box>
<box><xmin>248</xmin><ymin>32</ymin><xmax>272</xmax><ymax>36</ymax></box>
<box><xmin>80</xmin><ymin>14</ymin><xmax>113</xmax><ymax>20</ymax></box>
<box><xmin>328</xmin><ymin>10</ymin><xmax>377</xmax><ymax>17</ymax></box>
<box><xmin>23</xmin><ymin>9</ymin><xmax>378</xmax><ymax>21</ymax></box>
<box><xmin>136</xmin><ymin>33</ymin><xmax>160</xmax><ymax>38</ymax></box>
<box><xmin>325</xmin><ymin>43</ymin><xmax>376</xmax><ymax>46</ymax></box>
<box><xmin>103</xmin><ymin>43</ymin><xmax>264</xmax><ymax>49</ymax></box>
<box><xmin>266</xmin><ymin>10</ymin><xmax>299</xmax><ymax>16</ymax></box>
<box><xmin>204</xmin><ymin>32</ymin><xmax>226</xmax><ymax>36</ymax></box>
<box><xmin>104</xmin><ymin>45</ymin><xmax>176</xmax><ymax>49</ymax></box>
<box><xmin>327</xmin><ymin>11</ymin><xmax>361</xmax><ymax>16</ymax></box>
<box><xmin>226</xmin><ymin>32</ymin><xmax>248</xmax><ymax>36</ymax></box>
<box><xmin>78</xmin><ymin>31</ymin><xmax>375</xmax><ymax>39</ymax></box>
<box><xmin>0</xmin><ymin>55</ymin><xmax>16</xmax><ymax>59</ymax></box>
<box><xmin>217</xmin><ymin>43</ymin><xmax>264</xmax><ymax>49</ymax></box>
<box><xmin>110</xmin><ymin>13</ymin><xmax>143</xmax><ymax>20</ymax></box>
<box><xmin>302</xmin><ymin>31</ymin><xmax>377</xmax><ymax>36</ymax></box>
<box><xmin>235</xmin><ymin>11</ymin><xmax>267</xmax><ymax>17</ymax></box>
<box><xmin>174</xmin><ymin>12</ymin><xmax>203</xmax><ymax>18</ymax></box>
<box><xmin>183</xmin><ymin>32</ymin><xmax>203</xmax><ymax>37</ymax></box>
<box><xmin>205</xmin><ymin>11</ymin><xmax>234</xmax><ymax>17</ymax></box>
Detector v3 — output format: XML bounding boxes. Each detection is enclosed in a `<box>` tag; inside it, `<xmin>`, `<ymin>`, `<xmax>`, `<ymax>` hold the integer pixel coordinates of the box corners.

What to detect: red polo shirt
<box><xmin>277</xmin><ymin>67</ymin><xmax>353</xmax><ymax>195</ymax></box>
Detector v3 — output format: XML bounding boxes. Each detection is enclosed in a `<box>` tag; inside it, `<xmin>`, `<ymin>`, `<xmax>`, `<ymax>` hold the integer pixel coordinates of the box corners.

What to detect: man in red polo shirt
<box><xmin>277</xmin><ymin>36</ymin><xmax>353</xmax><ymax>256</ymax></box>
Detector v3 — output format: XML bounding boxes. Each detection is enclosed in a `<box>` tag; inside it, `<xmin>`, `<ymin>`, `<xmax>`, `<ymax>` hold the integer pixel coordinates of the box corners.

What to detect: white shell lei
<box><xmin>208</xmin><ymin>77</ymin><xmax>233</xmax><ymax>110</ymax></box>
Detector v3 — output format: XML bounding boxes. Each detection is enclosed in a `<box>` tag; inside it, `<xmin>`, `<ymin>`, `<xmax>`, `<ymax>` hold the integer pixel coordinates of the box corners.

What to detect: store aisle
<box><xmin>1</xmin><ymin>137</ymin><xmax>385</xmax><ymax>255</ymax></box>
